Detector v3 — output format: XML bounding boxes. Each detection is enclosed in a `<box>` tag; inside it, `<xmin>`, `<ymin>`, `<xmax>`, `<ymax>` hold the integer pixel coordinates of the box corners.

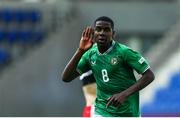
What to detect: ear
<box><xmin>112</xmin><ymin>30</ymin><xmax>115</xmax><ymax>39</ymax></box>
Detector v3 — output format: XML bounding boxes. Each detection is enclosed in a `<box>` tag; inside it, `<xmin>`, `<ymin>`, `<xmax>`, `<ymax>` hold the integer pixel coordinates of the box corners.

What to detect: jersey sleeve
<box><xmin>124</xmin><ymin>48</ymin><xmax>150</xmax><ymax>74</ymax></box>
<box><xmin>77</xmin><ymin>51</ymin><xmax>91</xmax><ymax>74</ymax></box>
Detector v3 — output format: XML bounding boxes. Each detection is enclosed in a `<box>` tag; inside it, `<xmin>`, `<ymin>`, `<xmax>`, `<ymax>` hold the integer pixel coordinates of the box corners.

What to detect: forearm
<box><xmin>123</xmin><ymin>69</ymin><xmax>155</xmax><ymax>97</ymax></box>
<box><xmin>62</xmin><ymin>48</ymin><xmax>86</xmax><ymax>82</ymax></box>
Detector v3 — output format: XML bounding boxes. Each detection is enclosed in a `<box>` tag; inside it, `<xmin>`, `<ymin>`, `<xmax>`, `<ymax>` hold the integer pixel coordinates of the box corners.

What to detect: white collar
<box><xmin>97</xmin><ymin>40</ymin><xmax>115</xmax><ymax>55</ymax></box>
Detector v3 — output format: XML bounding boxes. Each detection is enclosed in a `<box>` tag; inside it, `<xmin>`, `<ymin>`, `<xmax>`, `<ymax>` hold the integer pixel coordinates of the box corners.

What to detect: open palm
<box><xmin>79</xmin><ymin>26</ymin><xmax>94</xmax><ymax>51</ymax></box>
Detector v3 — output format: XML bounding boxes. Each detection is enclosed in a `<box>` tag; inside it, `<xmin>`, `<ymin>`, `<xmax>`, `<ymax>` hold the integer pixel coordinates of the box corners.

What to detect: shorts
<box><xmin>83</xmin><ymin>105</ymin><xmax>95</xmax><ymax>117</ymax></box>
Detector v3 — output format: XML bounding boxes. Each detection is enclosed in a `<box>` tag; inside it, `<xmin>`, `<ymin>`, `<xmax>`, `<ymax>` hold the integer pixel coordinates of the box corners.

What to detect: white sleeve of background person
<box><xmin>79</xmin><ymin>70</ymin><xmax>93</xmax><ymax>80</ymax></box>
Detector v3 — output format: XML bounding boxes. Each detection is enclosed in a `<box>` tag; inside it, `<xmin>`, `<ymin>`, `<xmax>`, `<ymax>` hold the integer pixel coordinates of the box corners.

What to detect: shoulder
<box><xmin>115</xmin><ymin>41</ymin><xmax>138</xmax><ymax>54</ymax></box>
<box><xmin>113</xmin><ymin>41</ymin><xmax>131</xmax><ymax>54</ymax></box>
<box><xmin>113</xmin><ymin>41</ymin><xmax>140</xmax><ymax>61</ymax></box>
<box><xmin>114</xmin><ymin>41</ymin><xmax>130</xmax><ymax>51</ymax></box>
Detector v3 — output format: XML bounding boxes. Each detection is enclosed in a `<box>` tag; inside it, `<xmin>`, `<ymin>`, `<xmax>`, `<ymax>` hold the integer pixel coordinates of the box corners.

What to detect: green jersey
<box><xmin>77</xmin><ymin>40</ymin><xmax>150</xmax><ymax>117</ymax></box>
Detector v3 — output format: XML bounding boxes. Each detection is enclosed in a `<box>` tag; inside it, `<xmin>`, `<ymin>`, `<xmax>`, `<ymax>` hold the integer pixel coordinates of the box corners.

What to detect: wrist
<box><xmin>121</xmin><ymin>90</ymin><xmax>130</xmax><ymax>98</ymax></box>
<box><xmin>77</xmin><ymin>48</ymin><xmax>86</xmax><ymax>53</ymax></box>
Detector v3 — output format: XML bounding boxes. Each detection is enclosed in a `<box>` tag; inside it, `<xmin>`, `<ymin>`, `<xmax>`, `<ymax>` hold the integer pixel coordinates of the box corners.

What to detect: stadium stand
<box><xmin>142</xmin><ymin>71</ymin><xmax>180</xmax><ymax>117</ymax></box>
<box><xmin>0</xmin><ymin>29</ymin><xmax>5</xmax><ymax>42</ymax></box>
<box><xmin>0</xmin><ymin>6</ymin><xmax>46</xmax><ymax>71</ymax></box>
<box><xmin>0</xmin><ymin>48</ymin><xmax>11</xmax><ymax>68</ymax></box>
<box><xmin>141</xmin><ymin>21</ymin><xmax>180</xmax><ymax>116</ymax></box>
<box><xmin>0</xmin><ymin>0</ymin><xmax>76</xmax><ymax>74</ymax></box>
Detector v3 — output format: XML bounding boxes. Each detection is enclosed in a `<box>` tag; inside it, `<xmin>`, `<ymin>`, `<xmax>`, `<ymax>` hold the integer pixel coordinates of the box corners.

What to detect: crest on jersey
<box><xmin>110</xmin><ymin>57</ymin><xmax>118</xmax><ymax>65</ymax></box>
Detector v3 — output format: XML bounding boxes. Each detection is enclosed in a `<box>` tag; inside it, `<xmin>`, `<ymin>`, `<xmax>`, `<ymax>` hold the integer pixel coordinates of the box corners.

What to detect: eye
<box><xmin>95</xmin><ymin>27</ymin><xmax>101</xmax><ymax>32</ymax></box>
<box><xmin>104</xmin><ymin>27</ymin><xmax>111</xmax><ymax>32</ymax></box>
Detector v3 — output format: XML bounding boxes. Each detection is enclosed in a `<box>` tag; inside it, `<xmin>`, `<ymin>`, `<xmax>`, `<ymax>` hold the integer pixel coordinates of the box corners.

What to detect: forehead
<box><xmin>95</xmin><ymin>21</ymin><xmax>112</xmax><ymax>28</ymax></box>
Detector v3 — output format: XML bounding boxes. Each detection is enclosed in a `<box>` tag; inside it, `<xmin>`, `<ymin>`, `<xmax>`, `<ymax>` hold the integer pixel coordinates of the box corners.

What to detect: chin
<box><xmin>97</xmin><ymin>42</ymin><xmax>106</xmax><ymax>47</ymax></box>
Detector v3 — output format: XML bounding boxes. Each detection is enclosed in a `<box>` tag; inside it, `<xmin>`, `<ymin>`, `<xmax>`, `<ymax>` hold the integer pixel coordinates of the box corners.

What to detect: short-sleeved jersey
<box><xmin>77</xmin><ymin>40</ymin><xmax>150</xmax><ymax>117</ymax></box>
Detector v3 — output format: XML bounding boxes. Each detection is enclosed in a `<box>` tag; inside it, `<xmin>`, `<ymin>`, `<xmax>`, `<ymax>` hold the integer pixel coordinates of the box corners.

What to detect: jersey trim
<box><xmin>97</xmin><ymin>40</ymin><xmax>115</xmax><ymax>55</ymax></box>
<box><xmin>142</xmin><ymin>65</ymin><xmax>150</xmax><ymax>74</ymax></box>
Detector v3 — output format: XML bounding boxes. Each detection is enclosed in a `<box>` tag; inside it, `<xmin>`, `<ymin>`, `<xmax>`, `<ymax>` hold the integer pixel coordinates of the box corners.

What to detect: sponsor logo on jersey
<box><xmin>138</xmin><ymin>57</ymin><xmax>145</xmax><ymax>64</ymax></box>
<box><xmin>110</xmin><ymin>57</ymin><xmax>118</xmax><ymax>65</ymax></box>
<box><xmin>90</xmin><ymin>56</ymin><xmax>96</xmax><ymax>66</ymax></box>
<box><xmin>91</xmin><ymin>60</ymin><xmax>96</xmax><ymax>65</ymax></box>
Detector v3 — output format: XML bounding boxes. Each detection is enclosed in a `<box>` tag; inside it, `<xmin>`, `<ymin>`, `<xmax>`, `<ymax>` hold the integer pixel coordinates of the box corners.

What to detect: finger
<box><xmin>88</xmin><ymin>38</ymin><xmax>93</xmax><ymax>45</ymax></box>
<box><xmin>106</xmin><ymin>97</ymin><xmax>113</xmax><ymax>108</ymax></box>
<box><xmin>89</xmin><ymin>27</ymin><xmax>94</xmax><ymax>33</ymax></box>
<box><xmin>90</xmin><ymin>27</ymin><xmax>94</xmax><ymax>38</ymax></box>
<box><xmin>82</xmin><ymin>29</ymin><xmax>86</xmax><ymax>37</ymax></box>
<box><xmin>110</xmin><ymin>98</ymin><xmax>118</xmax><ymax>107</ymax></box>
<box><xmin>87</xmin><ymin>27</ymin><xmax>91</xmax><ymax>39</ymax></box>
<box><xmin>90</xmin><ymin>32</ymin><xmax>94</xmax><ymax>42</ymax></box>
<box><xmin>85</xmin><ymin>27</ymin><xmax>90</xmax><ymax>39</ymax></box>
<box><xmin>83</xmin><ymin>27</ymin><xmax>88</xmax><ymax>38</ymax></box>
<box><xmin>107</xmin><ymin>97</ymin><xmax>111</xmax><ymax>101</ymax></box>
<box><xmin>113</xmin><ymin>100</ymin><xmax>120</xmax><ymax>107</ymax></box>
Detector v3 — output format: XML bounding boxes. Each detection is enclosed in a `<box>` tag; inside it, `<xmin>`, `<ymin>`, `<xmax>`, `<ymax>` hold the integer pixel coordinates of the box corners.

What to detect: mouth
<box><xmin>98</xmin><ymin>35</ymin><xmax>107</xmax><ymax>43</ymax></box>
<box><xmin>98</xmin><ymin>38</ymin><xmax>106</xmax><ymax>43</ymax></box>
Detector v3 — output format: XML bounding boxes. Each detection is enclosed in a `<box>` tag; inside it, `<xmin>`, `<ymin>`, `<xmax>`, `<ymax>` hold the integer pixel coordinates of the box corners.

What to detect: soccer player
<box><xmin>80</xmin><ymin>70</ymin><xmax>96</xmax><ymax>117</ymax></box>
<box><xmin>62</xmin><ymin>16</ymin><xmax>155</xmax><ymax>117</ymax></box>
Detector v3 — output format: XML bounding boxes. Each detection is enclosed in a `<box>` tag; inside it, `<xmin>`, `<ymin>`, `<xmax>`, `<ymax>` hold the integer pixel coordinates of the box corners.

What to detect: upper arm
<box><xmin>77</xmin><ymin>52</ymin><xmax>91</xmax><ymax>74</ymax></box>
<box><xmin>142</xmin><ymin>68</ymin><xmax>155</xmax><ymax>80</ymax></box>
<box><xmin>62</xmin><ymin>69</ymin><xmax>80</xmax><ymax>82</ymax></box>
<box><xmin>124</xmin><ymin>48</ymin><xmax>150</xmax><ymax>74</ymax></box>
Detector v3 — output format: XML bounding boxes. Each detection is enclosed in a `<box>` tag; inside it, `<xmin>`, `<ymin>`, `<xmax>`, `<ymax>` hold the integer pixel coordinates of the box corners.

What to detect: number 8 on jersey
<box><xmin>101</xmin><ymin>69</ymin><xmax>109</xmax><ymax>82</ymax></box>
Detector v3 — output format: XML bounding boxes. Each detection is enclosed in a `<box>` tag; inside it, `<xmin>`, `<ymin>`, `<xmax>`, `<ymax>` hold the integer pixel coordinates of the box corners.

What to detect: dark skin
<box><xmin>62</xmin><ymin>20</ymin><xmax>155</xmax><ymax>108</ymax></box>
<box><xmin>93</xmin><ymin>21</ymin><xmax>115</xmax><ymax>53</ymax></box>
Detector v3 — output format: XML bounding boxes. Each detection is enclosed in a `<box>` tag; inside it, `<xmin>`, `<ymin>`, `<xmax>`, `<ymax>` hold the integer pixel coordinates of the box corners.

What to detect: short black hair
<box><xmin>94</xmin><ymin>16</ymin><xmax>114</xmax><ymax>30</ymax></box>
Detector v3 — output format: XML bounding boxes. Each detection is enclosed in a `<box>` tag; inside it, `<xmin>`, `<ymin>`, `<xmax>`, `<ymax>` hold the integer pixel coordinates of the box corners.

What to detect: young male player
<box><xmin>62</xmin><ymin>16</ymin><xmax>155</xmax><ymax>117</ymax></box>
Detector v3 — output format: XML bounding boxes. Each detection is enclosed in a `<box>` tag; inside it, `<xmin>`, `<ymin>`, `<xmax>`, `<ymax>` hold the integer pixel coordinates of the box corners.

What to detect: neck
<box><xmin>98</xmin><ymin>40</ymin><xmax>113</xmax><ymax>54</ymax></box>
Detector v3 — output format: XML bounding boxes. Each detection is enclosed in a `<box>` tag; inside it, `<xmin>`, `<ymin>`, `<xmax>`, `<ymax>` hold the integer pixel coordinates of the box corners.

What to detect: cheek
<box><xmin>94</xmin><ymin>34</ymin><xmax>98</xmax><ymax>38</ymax></box>
<box><xmin>107</xmin><ymin>33</ymin><xmax>113</xmax><ymax>38</ymax></box>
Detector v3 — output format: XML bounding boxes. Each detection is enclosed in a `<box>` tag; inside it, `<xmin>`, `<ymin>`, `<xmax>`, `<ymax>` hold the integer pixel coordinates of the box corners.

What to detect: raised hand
<box><xmin>79</xmin><ymin>26</ymin><xmax>94</xmax><ymax>51</ymax></box>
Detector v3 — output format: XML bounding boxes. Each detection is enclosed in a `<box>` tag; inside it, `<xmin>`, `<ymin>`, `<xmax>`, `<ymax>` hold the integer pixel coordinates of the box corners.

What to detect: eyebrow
<box><xmin>95</xmin><ymin>25</ymin><xmax>111</xmax><ymax>28</ymax></box>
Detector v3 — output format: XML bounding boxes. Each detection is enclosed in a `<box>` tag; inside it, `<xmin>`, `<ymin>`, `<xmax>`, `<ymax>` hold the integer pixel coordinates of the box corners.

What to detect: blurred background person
<box><xmin>79</xmin><ymin>70</ymin><xmax>96</xmax><ymax>117</ymax></box>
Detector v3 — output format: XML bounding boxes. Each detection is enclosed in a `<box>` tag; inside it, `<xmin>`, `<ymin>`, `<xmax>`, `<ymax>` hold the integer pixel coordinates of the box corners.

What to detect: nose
<box><xmin>99</xmin><ymin>29</ymin><xmax>105</xmax><ymax>35</ymax></box>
